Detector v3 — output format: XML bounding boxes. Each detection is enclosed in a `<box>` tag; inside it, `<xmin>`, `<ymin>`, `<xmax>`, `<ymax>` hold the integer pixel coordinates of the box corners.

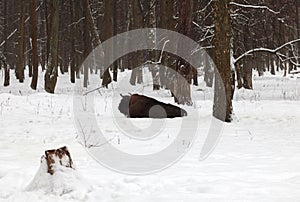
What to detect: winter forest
<box><xmin>0</xmin><ymin>0</ymin><xmax>300</xmax><ymax>201</ymax></box>
<box><xmin>0</xmin><ymin>0</ymin><xmax>299</xmax><ymax>120</ymax></box>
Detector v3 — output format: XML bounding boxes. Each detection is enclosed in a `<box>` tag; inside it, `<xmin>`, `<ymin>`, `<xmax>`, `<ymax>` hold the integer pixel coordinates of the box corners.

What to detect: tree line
<box><xmin>0</xmin><ymin>0</ymin><xmax>299</xmax><ymax>122</ymax></box>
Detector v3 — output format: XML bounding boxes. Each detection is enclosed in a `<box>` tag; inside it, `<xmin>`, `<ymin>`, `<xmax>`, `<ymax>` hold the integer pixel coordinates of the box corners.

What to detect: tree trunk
<box><xmin>83</xmin><ymin>0</ymin><xmax>90</xmax><ymax>88</ymax></box>
<box><xmin>128</xmin><ymin>0</ymin><xmax>144</xmax><ymax>85</ymax></box>
<box><xmin>164</xmin><ymin>0</ymin><xmax>176</xmax><ymax>96</ymax></box>
<box><xmin>28</xmin><ymin>55</ymin><xmax>33</xmax><ymax>78</ymax></box>
<box><xmin>243</xmin><ymin>57</ymin><xmax>253</xmax><ymax>89</ymax></box>
<box><xmin>270</xmin><ymin>56</ymin><xmax>276</xmax><ymax>75</ymax></box>
<box><xmin>70</xmin><ymin>0</ymin><xmax>76</xmax><ymax>83</ymax></box>
<box><xmin>100</xmin><ymin>0</ymin><xmax>112</xmax><ymax>87</ymax></box>
<box><xmin>30</xmin><ymin>0</ymin><xmax>38</xmax><ymax>90</ymax></box>
<box><xmin>112</xmin><ymin>0</ymin><xmax>118</xmax><ymax>82</ymax></box>
<box><xmin>213</xmin><ymin>0</ymin><xmax>232</xmax><ymax>122</ymax></box>
<box><xmin>235</xmin><ymin>62</ymin><xmax>243</xmax><ymax>89</ymax></box>
<box><xmin>174</xmin><ymin>0</ymin><xmax>193</xmax><ymax>105</ymax></box>
<box><xmin>44</xmin><ymin>0</ymin><xmax>60</xmax><ymax>93</ymax></box>
<box><xmin>45</xmin><ymin>1</ymin><xmax>51</xmax><ymax>68</ymax></box>
<box><xmin>17</xmin><ymin>0</ymin><xmax>25</xmax><ymax>83</ymax></box>
<box><xmin>148</xmin><ymin>0</ymin><xmax>160</xmax><ymax>90</ymax></box>
<box><xmin>204</xmin><ymin>52</ymin><xmax>214</xmax><ymax>87</ymax></box>
<box><xmin>2</xmin><ymin>1</ymin><xmax>10</xmax><ymax>87</ymax></box>
<box><xmin>0</xmin><ymin>53</ymin><xmax>9</xmax><ymax>86</ymax></box>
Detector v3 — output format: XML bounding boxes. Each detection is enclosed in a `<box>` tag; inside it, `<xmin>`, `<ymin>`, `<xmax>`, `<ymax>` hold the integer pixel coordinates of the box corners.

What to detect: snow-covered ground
<box><xmin>0</xmin><ymin>69</ymin><xmax>300</xmax><ymax>201</ymax></box>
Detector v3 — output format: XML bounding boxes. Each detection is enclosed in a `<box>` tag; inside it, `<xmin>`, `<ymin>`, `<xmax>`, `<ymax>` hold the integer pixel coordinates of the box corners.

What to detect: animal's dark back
<box><xmin>118</xmin><ymin>94</ymin><xmax>187</xmax><ymax>118</ymax></box>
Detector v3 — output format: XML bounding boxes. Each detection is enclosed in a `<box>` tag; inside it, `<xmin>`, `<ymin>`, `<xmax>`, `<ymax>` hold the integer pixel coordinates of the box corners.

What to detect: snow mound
<box><xmin>25</xmin><ymin>157</ymin><xmax>92</xmax><ymax>199</ymax></box>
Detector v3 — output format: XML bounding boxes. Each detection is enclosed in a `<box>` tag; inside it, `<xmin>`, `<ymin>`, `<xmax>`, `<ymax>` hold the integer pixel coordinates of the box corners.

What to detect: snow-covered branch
<box><xmin>196</xmin><ymin>0</ymin><xmax>213</xmax><ymax>13</ymax></box>
<box><xmin>234</xmin><ymin>39</ymin><xmax>300</xmax><ymax>64</ymax></box>
<box><xmin>230</xmin><ymin>2</ymin><xmax>280</xmax><ymax>15</ymax></box>
<box><xmin>68</xmin><ymin>17</ymin><xmax>85</xmax><ymax>27</ymax></box>
<box><xmin>144</xmin><ymin>38</ymin><xmax>169</xmax><ymax>65</ymax></box>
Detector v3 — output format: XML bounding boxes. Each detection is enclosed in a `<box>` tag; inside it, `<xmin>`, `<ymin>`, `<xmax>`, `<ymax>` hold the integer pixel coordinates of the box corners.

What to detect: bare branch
<box><xmin>230</xmin><ymin>2</ymin><xmax>280</xmax><ymax>15</ymax></box>
<box><xmin>196</xmin><ymin>0</ymin><xmax>213</xmax><ymax>13</ymax></box>
<box><xmin>68</xmin><ymin>17</ymin><xmax>85</xmax><ymax>27</ymax></box>
<box><xmin>234</xmin><ymin>39</ymin><xmax>300</xmax><ymax>64</ymax></box>
<box><xmin>144</xmin><ymin>38</ymin><xmax>169</xmax><ymax>65</ymax></box>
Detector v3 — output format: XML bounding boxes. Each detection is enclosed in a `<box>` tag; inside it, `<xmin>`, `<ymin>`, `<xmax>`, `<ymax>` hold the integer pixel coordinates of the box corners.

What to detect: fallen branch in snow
<box><xmin>76</xmin><ymin>119</ymin><xmax>116</xmax><ymax>149</ymax></box>
<box><xmin>82</xmin><ymin>86</ymin><xmax>103</xmax><ymax>96</ymax></box>
<box><xmin>290</xmin><ymin>70</ymin><xmax>300</xmax><ymax>74</ymax></box>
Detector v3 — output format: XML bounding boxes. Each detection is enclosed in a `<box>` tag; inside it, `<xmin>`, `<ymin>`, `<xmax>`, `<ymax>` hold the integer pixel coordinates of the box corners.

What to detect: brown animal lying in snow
<box><xmin>118</xmin><ymin>94</ymin><xmax>187</xmax><ymax>118</ymax></box>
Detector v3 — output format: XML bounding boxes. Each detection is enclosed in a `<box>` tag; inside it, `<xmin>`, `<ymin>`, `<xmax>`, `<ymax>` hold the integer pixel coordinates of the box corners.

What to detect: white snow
<box><xmin>0</xmin><ymin>69</ymin><xmax>300</xmax><ymax>201</ymax></box>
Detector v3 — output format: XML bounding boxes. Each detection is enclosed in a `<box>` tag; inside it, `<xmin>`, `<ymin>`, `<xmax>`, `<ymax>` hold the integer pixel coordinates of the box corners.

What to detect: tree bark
<box><xmin>30</xmin><ymin>0</ymin><xmax>38</xmax><ymax>90</ymax></box>
<box><xmin>128</xmin><ymin>0</ymin><xmax>144</xmax><ymax>85</ymax></box>
<box><xmin>70</xmin><ymin>0</ymin><xmax>76</xmax><ymax>83</ymax></box>
<box><xmin>112</xmin><ymin>0</ymin><xmax>118</xmax><ymax>82</ymax></box>
<box><xmin>101</xmin><ymin>0</ymin><xmax>113</xmax><ymax>87</ymax></box>
<box><xmin>17</xmin><ymin>0</ymin><xmax>25</xmax><ymax>83</ymax></box>
<box><xmin>0</xmin><ymin>53</ymin><xmax>9</xmax><ymax>86</ymax></box>
<box><xmin>174</xmin><ymin>0</ymin><xmax>193</xmax><ymax>105</ymax></box>
<box><xmin>213</xmin><ymin>0</ymin><xmax>232</xmax><ymax>122</ymax></box>
<box><xmin>164</xmin><ymin>0</ymin><xmax>176</xmax><ymax>96</ymax></box>
<box><xmin>1</xmin><ymin>1</ymin><xmax>9</xmax><ymax>86</ymax></box>
<box><xmin>83</xmin><ymin>0</ymin><xmax>91</xmax><ymax>88</ymax></box>
<box><xmin>44</xmin><ymin>0</ymin><xmax>60</xmax><ymax>93</ymax></box>
<box><xmin>203</xmin><ymin>50</ymin><xmax>214</xmax><ymax>87</ymax></box>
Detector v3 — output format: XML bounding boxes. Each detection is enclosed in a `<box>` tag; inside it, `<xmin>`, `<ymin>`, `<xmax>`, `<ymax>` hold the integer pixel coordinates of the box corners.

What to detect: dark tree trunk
<box><xmin>164</xmin><ymin>0</ymin><xmax>176</xmax><ymax>95</ymax></box>
<box><xmin>0</xmin><ymin>53</ymin><xmax>10</xmax><ymax>86</ymax></box>
<box><xmin>17</xmin><ymin>0</ymin><xmax>25</xmax><ymax>83</ymax></box>
<box><xmin>112</xmin><ymin>0</ymin><xmax>118</xmax><ymax>82</ymax></box>
<box><xmin>243</xmin><ymin>57</ymin><xmax>253</xmax><ymax>89</ymax></box>
<box><xmin>129</xmin><ymin>0</ymin><xmax>143</xmax><ymax>85</ymax></box>
<box><xmin>30</xmin><ymin>0</ymin><xmax>38</xmax><ymax>90</ymax></box>
<box><xmin>4</xmin><ymin>61</ymin><xmax>10</xmax><ymax>87</ymax></box>
<box><xmin>235</xmin><ymin>62</ymin><xmax>243</xmax><ymax>89</ymax></box>
<box><xmin>70</xmin><ymin>0</ymin><xmax>76</xmax><ymax>83</ymax></box>
<box><xmin>174</xmin><ymin>0</ymin><xmax>193</xmax><ymax>105</ymax></box>
<box><xmin>270</xmin><ymin>55</ymin><xmax>276</xmax><ymax>75</ymax></box>
<box><xmin>213</xmin><ymin>0</ymin><xmax>232</xmax><ymax>122</ymax></box>
<box><xmin>83</xmin><ymin>0</ymin><xmax>90</xmax><ymax>88</ymax></box>
<box><xmin>40</xmin><ymin>2</ymin><xmax>47</xmax><ymax>72</ymax></box>
<box><xmin>203</xmin><ymin>52</ymin><xmax>214</xmax><ymax>87</ymax></box>
<box><xmin>45</xmin><ymin>1</ymin><xmax>51</xmax><ymax>68</ymax></box>
<box><xmin>144</xmin><ymin>0</ymin><xmax>157</xmax><ymax>90</ymax></box>
<box><xmin>2</xmin><ymin>1</ymin><xmax>10</xmax><ymax>87</ymax></box>
<box><xmin>44</xmin><ymin>0</ymin><xmax>60</xmax><ymax>93</ymax></box>
<box><xmin>101</xmin><ymin>0</ymin><xmax>112</xmax><ymax>87</ymax></box>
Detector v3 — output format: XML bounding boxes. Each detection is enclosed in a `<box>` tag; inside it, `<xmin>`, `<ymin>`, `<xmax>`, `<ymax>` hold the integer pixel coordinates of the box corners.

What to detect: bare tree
<box><xmin>30</xmin><ymin>0</ymin><xmax>38</xmax><ymax>90</ymax></box>
<box><xmin>70</xmin><ymin>0</ymin><xmax>76</xmax><ymax>83</ymax></box>
<box><xmin>174</xmin><ymin>0</ymin><xmax>193</xmax><ymax>105</ymax></box>
<box><xmin>213</xmin><ymin>0</ymin><xmax>232</xmax><ymax>122</ymax></box>
<box><xmin>83</xmin><ymin>0</ymin><xmax>91</xmax><ymax>88</ymax></box>
<box><xmin>44</xmin><ymin>0</ymin><xmax>60</xmax><ymax>93</ymax></box>
<box><xmin>99</xmin><ymin>0</ymin><xmax>113</xmax><ymax>87</ymax></box>
<box><xmin>16</xmin><ymin>0</ymin><xmax>25</xmax><ymax>83</ymax></box>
